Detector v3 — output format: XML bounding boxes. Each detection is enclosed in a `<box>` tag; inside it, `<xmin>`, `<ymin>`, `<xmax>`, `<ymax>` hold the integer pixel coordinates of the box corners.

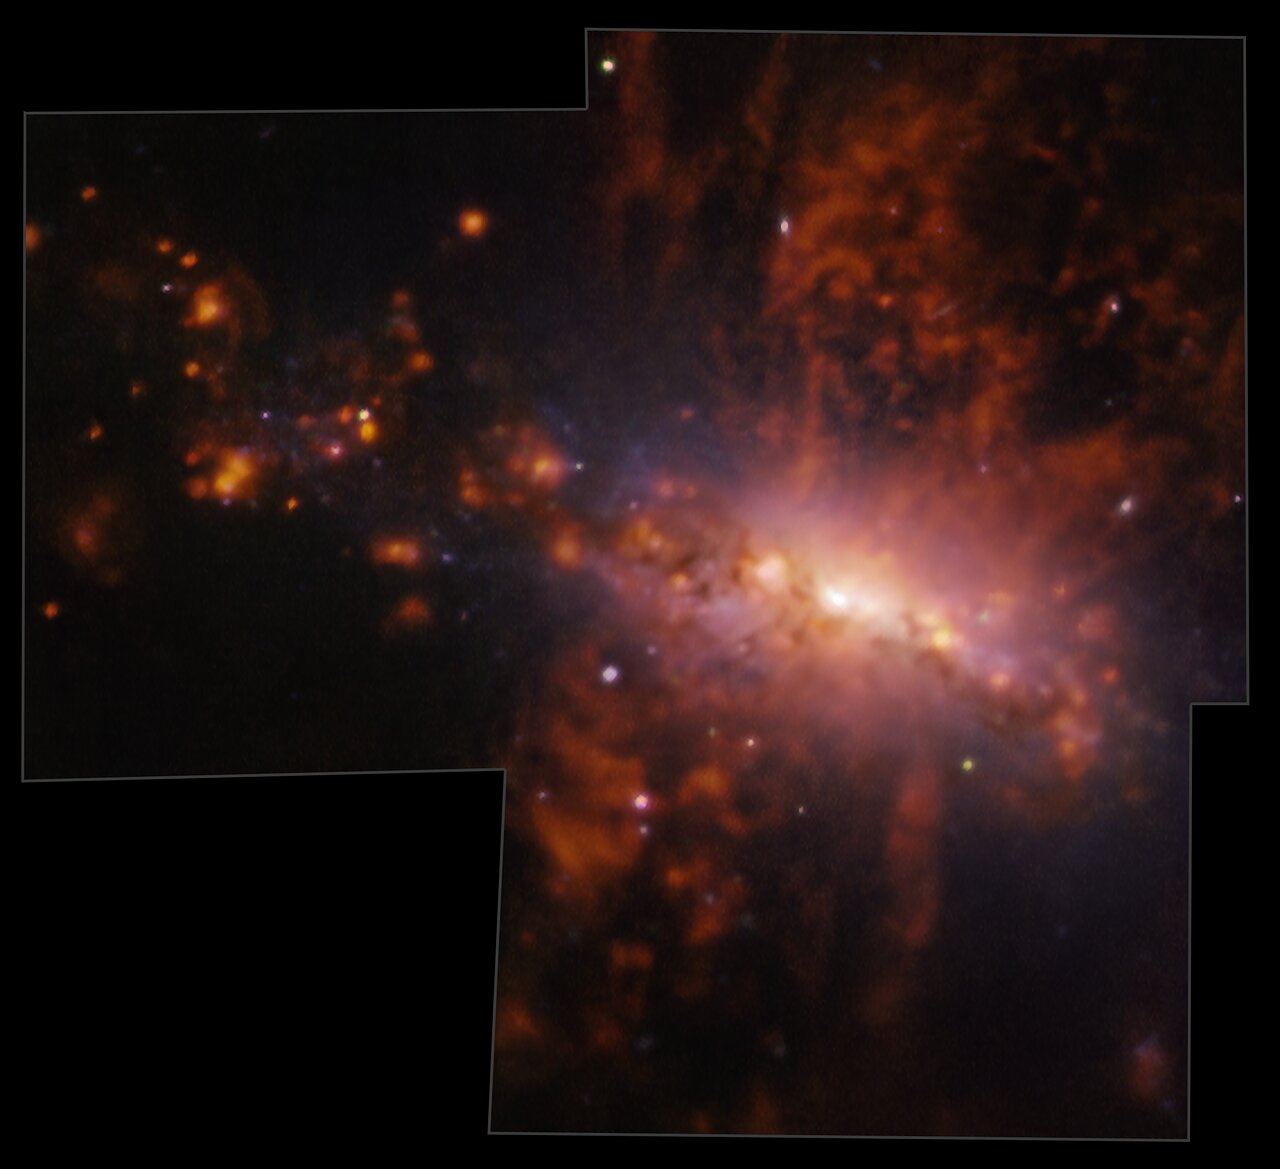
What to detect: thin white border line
<box><xmin>21</xmin><ymin>768</ymin><xmax>499</xmax><ymax>783</ymax></box>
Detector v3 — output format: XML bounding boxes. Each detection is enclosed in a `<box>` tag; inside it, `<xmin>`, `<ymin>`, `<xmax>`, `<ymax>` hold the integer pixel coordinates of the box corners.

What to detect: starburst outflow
<box><xmin>25</xmin><ymin>33</ymin><xmax>1243</xmax><ymax>1138</ymax></box>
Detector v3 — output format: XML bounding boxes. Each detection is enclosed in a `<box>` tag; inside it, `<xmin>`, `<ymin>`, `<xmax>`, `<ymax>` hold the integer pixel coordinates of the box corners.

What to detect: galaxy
<box><xmin>24</xmin><ymin>33</ymin><xmax>1245</xmax><ymax>1138</ymax></box>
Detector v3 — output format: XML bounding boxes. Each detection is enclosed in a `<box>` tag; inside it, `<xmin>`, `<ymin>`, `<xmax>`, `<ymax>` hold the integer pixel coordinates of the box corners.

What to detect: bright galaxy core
<box><xmin>25</xmin><ymin>34</ymin><xmax>1244</xmax><ymax>1138</ymax></box>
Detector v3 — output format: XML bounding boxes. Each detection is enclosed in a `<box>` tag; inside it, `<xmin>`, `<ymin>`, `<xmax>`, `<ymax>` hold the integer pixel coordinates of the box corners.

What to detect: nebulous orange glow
<box><xmin>1128</xmin><ymin>1033</ymin><xmax>1169</xmax><ymax>1103</ymax></box>
<box><xmin>42</xmin><ymin>601</ymin><xmax>61</xmax><ymax>620</ymax></box>
<box><xmin>384</xmin><ymin>593</ymin><xmax>432</xmax><ymax>633</ymax></box>
<box><xmin>184</xmin><ymin>361</ymin><xmax>201</xmax><ymax>379</ymax></box>
<box><xmin>187</xmin><ymin>284</ymin><xmax>227</xmax><ymax>326</ymax></box>
<box><xmin>58</xmin><ymin>489</ymin><xmax>133</xmax><ymax>586</ymax></box>
<box><xmin>369</xmin><ymin>535</ymin><xmax>424</xmax><ymax>569</ymax></box>
<box><xmin>213</xmin><ymin>452</ymin><xmax>254</xmax><ymax>499</ymax></box>
<box><xmin>80</xmin><ymin>186</ymin><xmax>98</xmax><ymax>202</ymax></box>
<box><xmin>156</xmin><ymin>237</ymin><xmax>175</xmax><ymax>255</ymax></box>
<box><xmin>486</xmin><ymin>424</ymin><xmax>568</xmax><ymax>494</ymax></box>
<box><xmin>215</xmin><ymin>450</ymin><xmax>258</xmax><ymax>499</ymax></box>
<box><xmin>459</xmin><ymin>466</ymin><xmax>490</xmax><ymax>509</ymax></box>
<box><xmin>26</xmin><ymin>223</ymin><xmax>41</xmax><ymax>252</ymax></box>
<box><xmin>550</xmin><ymin>523</ymin><xmax>584</xmax><ymax>568</ymax></box>
<box><xmin>458</xmin><ymin>208</ymin><xmax>489</xmax><ymax>238</ymax></box>
<box><xmin>185</xmin><ymin>448</ymin><xmax>260</xmax><ymax>503</ymax></box>
<box><xmin>179</xmin><ymin>251</ymin><xmax>199</xmax><ymax>269</ymax></box>
<box><xmin>884</xmin><ymin>766</ymin><xmax>941</xmax><ymax>951</ymax></box>
<box><xmin>396</xmin><ymin>594</ymin><xmax>430</xmax><ymax>622</ymax></box>
<box><xmin>496</xmin><ymin>1002</ymin><xmax>546</xmax><ymax>1049</ymax></box>
<box><xmin>392</xmin><ymin>320</ymin><xmax>421</xmax><ymax>344</ymax></box>
<box><xmin>359</xmin><ymin>419</ymin><xmax>379</xmax><ymax>443</ymax></box>
<box><xmin>408</xmin><ymin>349</ymin><xmax>434</xmax><ymax>373</ymax></box>
<box><xmin>530</xmin><ymin>453</ymin><xmax>562</xmax><ymax>487</ymax></box>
